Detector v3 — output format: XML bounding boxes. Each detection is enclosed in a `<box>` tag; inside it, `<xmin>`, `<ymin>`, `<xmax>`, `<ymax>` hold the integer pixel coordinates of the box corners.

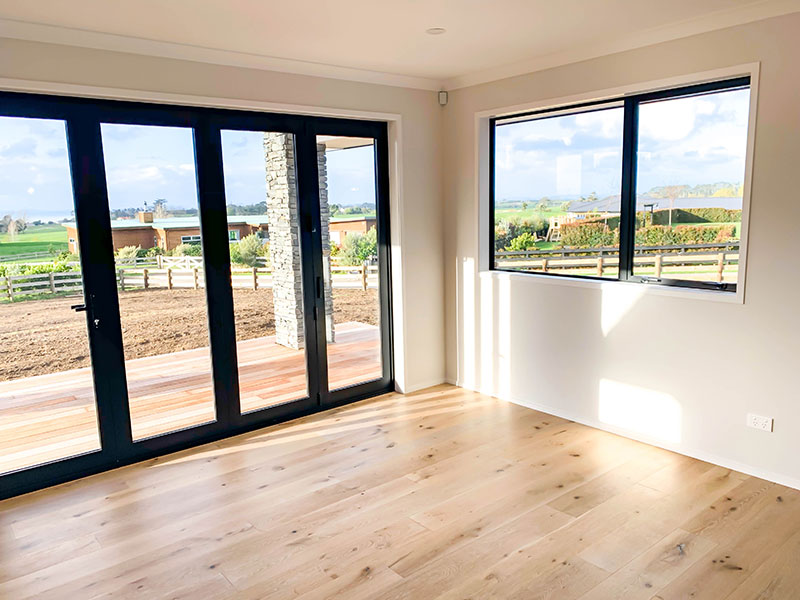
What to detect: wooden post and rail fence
<box><xmin>2</xmin><ymin>256</ymin><xmax>378</xmax><ymax>301</ymax></box>
<box><xmin>494</xmin><ymin>241</ymin><xmax>740</xmax><ymax>281</ymax></box>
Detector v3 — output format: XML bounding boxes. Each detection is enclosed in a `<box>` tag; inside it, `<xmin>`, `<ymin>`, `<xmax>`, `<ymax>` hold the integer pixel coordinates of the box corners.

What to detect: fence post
<box><xmin>361</xmin><ymin>261</ymin><xmax>368</xmax><ymax>291</ymax></box>
<box><xmin>717</xmin><ymin>253</ymin><xmax>725</xmax><ymax>283</ymax></box>
<box><xmin>5</xmin><ymin>276</ymin><xmax>11</xmax><ymax>301</ymax></box>
<box><xmin>541</xmin><ymin>258</ymin><xmax>548</xmax><ymax>273</ymax></box>
<box><xmin>654</xmin><ymin>255</ymin><xmax>662</xmax><ymax>278</ymax></box>
<box><xmin>49</xmin><ymin>272</ymin><xmax>56</xmax><ymax>293</ymax></box>
<box><xmin>596</xmin><ymin>257</ymin><xmax>604</xmax><ymax>277</ymax></box>
<box><xmin>143</xmin><ymin>268</ymin><xmax>149</xmax><ymax>290</ymax></box>
<box><xmin>193</xmin><ymin>267</ymin><xmax>199</xmax><ymax>289</ymax></box>
<box><xmin>157</xmin><ymin>254</ymin><xmax>163</xmax><ymax>269</ymax></box>
<box><xmin>252</xmin><ymin>267</ymin><xmax>258</xmax><ymax>290</ymax></box>
<box><xmin>167</xmin><ymin>268</ymin><xmax>173</xmax><ymax>290</ymax></box>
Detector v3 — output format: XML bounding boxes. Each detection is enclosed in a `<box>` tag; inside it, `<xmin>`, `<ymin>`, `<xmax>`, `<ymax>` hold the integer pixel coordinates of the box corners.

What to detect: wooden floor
<box><xmin>0</xmin><ymin>322</ymin><xmax>381</xmax><ymax>474</ymax></box>
<box><xmin>2</xmin><ymin>385</ymin><xmax>799</xmax><ymax>599</ymax></box>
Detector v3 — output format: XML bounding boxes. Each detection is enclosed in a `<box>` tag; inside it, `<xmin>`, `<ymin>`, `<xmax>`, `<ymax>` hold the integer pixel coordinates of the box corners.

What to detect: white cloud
<box><xmin>27</xmin><ymin>187</ymin><xmax>35</xmax><ymax>195</ymax></box>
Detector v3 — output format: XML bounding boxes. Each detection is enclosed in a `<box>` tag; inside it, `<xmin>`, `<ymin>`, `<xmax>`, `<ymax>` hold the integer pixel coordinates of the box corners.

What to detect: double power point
<box><xmin>746</xmin><ymin>413</ymin><xmax>774</xmax><ymax>432</ymax></box>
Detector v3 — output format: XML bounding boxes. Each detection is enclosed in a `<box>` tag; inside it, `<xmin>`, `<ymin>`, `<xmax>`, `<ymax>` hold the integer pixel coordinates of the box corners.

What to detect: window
<box><xmin>228</xmin><ymin>229</ymin><xmax>240</xmax><ymax>242</ymax></box>
<box><xmin>491</xmin><ymin>77</ymin><xmax>751</xmax><ymax>292</ymax></box>
<box><xmin>180</xmin><ymin>234</ymin><xmax>202</xmax><ymax>244</ymax></box>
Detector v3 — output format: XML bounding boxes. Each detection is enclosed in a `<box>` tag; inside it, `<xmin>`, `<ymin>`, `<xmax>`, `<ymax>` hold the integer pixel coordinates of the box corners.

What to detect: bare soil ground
<box><xmin>0</xmin><ymin>288</ymin><xmax>379</xmax><ymax>381</ymax></box>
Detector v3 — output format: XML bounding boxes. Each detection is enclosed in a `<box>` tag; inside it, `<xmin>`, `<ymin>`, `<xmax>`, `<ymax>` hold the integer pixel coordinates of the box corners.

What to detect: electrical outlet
<box><xmin>747</xmin><ymin>413</ymin><xmax>774</xmax><ymax>432</ymax></box>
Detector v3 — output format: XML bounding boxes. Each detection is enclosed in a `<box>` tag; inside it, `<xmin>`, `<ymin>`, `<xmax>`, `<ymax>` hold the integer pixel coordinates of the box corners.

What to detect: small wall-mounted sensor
<box><xmin>438</xmin><ymin>91</ymin><xmax>448</xmax><ymax>106</ymax></box>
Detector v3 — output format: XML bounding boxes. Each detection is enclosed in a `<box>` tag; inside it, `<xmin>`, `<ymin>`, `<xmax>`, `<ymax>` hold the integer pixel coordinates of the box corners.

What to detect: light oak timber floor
<box><xmin>0</xmin><ymin>322</ymin><xmax>381</xmax><ymax>474</ymax></box>
<box><xmin>1</xmin><ymin>384</ymin><xmax>799</xmax><ymax>599</ymax></box>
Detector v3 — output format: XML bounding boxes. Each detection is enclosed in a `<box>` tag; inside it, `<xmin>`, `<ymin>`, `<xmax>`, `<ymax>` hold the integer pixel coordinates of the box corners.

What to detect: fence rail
<box><xmin>495</xmin><ymin>241</ymin><xmax>740</xmax><ymax>260</ymax></box>
<box><xmin>2</xmin><ymin>263</ymin><xmax>379</xmax><ymax>300</ymax></box>
<box><xmin>495</xmin><ymin>246</ymin><xmax>739</xmax><ymax>281</ymax></box>
<box><xmin>0</xmin><ymin>250</ymin><xmax>53</xmax><ymax>263</ymax></box>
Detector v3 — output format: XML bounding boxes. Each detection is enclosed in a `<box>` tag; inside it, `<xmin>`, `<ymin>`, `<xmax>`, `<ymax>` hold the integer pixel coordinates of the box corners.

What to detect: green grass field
<box><xmin>0</xmin><ymin>224</ymin><xmax>69</xmax><ymax>259</ymax></box>
<box><xmin>494</xmin><ymin>208</ymin><xmax>568</xmax><ymax>222</ymax></box>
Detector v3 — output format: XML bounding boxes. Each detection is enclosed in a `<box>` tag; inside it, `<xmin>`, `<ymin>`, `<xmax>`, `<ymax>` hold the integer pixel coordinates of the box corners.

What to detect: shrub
<box><xmin>560</xmin><ymin>222</ymin><xmax>618</xmax><ymax>248</ymax></box>
<box><xmin>505</xmin><ymin>232</ymin><xmax>538</xmax><ymax>251</ymax></box>
<box><xmin>116</xmin><ymin>245</ymin><xmax>141</xmax><ymax>260</ymax></box>
<box><xmin>56</xmin><ymin>250</ymin><xmax>79</xmax><ymax>262</ymax></box>
<box><xmin>237</xmin><ymin>234</ymin><xmax>262</xmax><ymax>267</ymax></box>
<box><xmin>341</xmin><ymin>228</ymin><xmax>377</xmax><ymax>265</ymax></box>
<box><xmin>330</xmin><ymin>242</ymin><xmax>340</xmax><ymax>257</ymax></box>
<box><xmin>173</xmin><ymin>243</ymin><xmax>202</xmax><ymax>257</ymax></box>
<box><xmin>229</xmin><ymin>244</ymin><xmax>242</xmax><ymax>264</ymax></box>
<box><xmin>0</xmin><ymin>261</ymin><xmax>77</xmax><ymax>278</ymax></box>
<box><xmin>494</xmin><ymin>216</ymin><xmax>548</xmax><ymax>250</ymax></box>
<box><xmin>145</xmin><ymin>246</ymin><xmax>164</xmax><ymax>257</ymax></box>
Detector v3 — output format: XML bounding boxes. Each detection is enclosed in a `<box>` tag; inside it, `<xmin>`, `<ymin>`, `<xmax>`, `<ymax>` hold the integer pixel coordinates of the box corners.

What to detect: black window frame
<box><xmin>0</xmin><ymin>90</ymin><xmax>394</xmax><ymax>500</ymax></box>
<box><xmin>489</xmin><ymin>76</ymin><xmax>751</xmax><ymax>293</ymax></box>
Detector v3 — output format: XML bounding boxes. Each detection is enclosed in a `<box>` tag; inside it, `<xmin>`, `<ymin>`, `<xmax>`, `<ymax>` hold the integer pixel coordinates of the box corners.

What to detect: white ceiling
<box><xmin>0</xmin><ymin>0</ymin><xmax>798</xmax><ymax>90</ymax></box>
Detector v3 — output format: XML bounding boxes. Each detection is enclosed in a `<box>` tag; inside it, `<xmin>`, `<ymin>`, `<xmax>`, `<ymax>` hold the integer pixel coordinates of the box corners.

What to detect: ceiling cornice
<box><xmin>1</xmin><ymin>0</ymin><xmax>798</xmax><ymax>94</ymax></box>
<box><xmin>0</xmin><ymin>18</ymin><xmax>443</xmax><ymax>91</ymax></box>
<box><xmin>443</xmin><ymin>0</ymin><xmax>800</xmax><ymax>89</ymax></box>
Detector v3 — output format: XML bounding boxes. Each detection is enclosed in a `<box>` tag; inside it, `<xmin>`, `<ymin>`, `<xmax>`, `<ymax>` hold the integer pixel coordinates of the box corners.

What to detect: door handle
<box><xmin>71</xmin><ymin>304</ymin><xmax>88</xmax><ymax>312</ymax></box>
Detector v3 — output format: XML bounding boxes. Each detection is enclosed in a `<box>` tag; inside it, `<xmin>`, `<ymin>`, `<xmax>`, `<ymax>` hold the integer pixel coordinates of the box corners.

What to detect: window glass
<box><xmin>494</xmin><ymin>106</ymin><xmax>623</xmax><ymax>278</ymax></box>
<box><xmin>634</xmin><ymin>88</ymin><xmax>750</xmax><ymax>286</ymax></box>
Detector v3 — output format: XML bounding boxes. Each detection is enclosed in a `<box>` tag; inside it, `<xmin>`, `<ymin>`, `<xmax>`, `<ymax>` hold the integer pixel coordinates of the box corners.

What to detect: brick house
<box><xmin>329</xmin><ymin>216</ymin><xmax>376</xmax><ymax>245</ymax></box>
<box><xmin>63</xmin><ymin>211</ymin><xmax>270</xmax><ymax>253</ymax></box>
<box><xmin>64</xmin><ymin>211</ymin><xmax>376</xmax><ymax>253</ymax></box>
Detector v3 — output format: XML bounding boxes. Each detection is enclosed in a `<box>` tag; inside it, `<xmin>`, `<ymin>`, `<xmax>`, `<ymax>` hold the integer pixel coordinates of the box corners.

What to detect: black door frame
<box><xmin>0</xmin><ymin>91</ymin><xmax>394</xmax><ymax>500</ymax></box>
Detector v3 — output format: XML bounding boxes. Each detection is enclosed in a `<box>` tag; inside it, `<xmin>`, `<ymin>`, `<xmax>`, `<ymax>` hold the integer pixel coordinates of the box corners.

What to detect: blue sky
<box><xmin>0</xmin><ymin>121</ymin><xmax>376</xmax><ymax>220</ymax></box>
<box><xmin>495</xmin><ymin>87</ymin><xmax>750</xmax><ymax>203</ymax></box>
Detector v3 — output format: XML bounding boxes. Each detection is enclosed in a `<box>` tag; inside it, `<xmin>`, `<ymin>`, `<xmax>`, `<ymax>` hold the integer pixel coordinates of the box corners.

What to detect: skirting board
<box><xmin>446</xmin><ymin>377</ymin><xmax>800</xmax><ymax>491</ymax></box>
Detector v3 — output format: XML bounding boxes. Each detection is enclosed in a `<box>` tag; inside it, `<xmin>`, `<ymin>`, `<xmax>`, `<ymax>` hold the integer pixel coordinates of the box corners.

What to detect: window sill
<box><xmin>482</xmin><ymin>268</ymin><xmax>744</xmax><ymax>305</ymax></box>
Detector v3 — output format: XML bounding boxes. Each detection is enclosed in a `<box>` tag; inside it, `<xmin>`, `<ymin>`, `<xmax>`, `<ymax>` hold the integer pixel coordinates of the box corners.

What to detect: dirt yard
<box><xmin>0</xmin><ymin>288</ymin><xmax>379</xmax><ymax>381</ymax></box>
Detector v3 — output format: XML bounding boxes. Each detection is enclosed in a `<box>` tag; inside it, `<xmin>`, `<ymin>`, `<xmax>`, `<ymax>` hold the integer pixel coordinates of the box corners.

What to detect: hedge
<box><xmin>558</xmin><ymin>223</ymin><xmax>735</xmax><ymax>250</ymax></box>
<box><xmin>596</xmin><ymin>207</ymin><xmax>741</xmax><ymax>230</ymax></box>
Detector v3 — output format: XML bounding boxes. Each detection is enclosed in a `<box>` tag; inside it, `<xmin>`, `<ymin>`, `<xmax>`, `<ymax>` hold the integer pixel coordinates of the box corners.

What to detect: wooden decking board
<box><xmin>0</xmin><ymin>323</ymin><xmax>381</xmax><ymax>473</ymax></box>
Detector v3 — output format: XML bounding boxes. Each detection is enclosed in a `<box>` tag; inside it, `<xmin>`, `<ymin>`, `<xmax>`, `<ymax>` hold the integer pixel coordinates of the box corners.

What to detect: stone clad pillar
<box><xmin>263</xmin><ymin>133</ymin><xmax>334</xmax><ymax>350</ymax></box>
<box><xmin>317</xmin><ymin>142</ymin><xmax>335</xmax><ymax>344</ymax></box>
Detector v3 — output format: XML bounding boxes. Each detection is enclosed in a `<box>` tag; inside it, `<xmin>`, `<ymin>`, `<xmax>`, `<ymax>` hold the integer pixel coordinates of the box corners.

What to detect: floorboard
<box><xmin>1</xmin><ymin>384</ymin><xmax>798</xmax><ymax>599</ymax></box>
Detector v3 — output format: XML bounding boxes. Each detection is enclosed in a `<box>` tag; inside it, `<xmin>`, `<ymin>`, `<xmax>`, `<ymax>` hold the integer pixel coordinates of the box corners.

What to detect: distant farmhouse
<box><xmin>62</xmin><ymin>211</ymin><xmax>375</xmax><ymax>253</ymax></box>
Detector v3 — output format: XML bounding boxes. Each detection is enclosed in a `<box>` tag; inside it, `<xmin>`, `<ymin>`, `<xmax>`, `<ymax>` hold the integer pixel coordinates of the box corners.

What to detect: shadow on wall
<box><xmin>456</xmin><ymin>258</ymin><xmax>685</xmax><ymax>446</ymax></box>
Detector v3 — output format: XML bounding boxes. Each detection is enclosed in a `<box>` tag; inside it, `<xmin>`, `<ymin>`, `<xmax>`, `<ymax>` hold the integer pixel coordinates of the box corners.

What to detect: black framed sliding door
<box><xmin>0</xmin><ymin>92</ymin><xmax>393</xmax><ymax>500</ymax></box>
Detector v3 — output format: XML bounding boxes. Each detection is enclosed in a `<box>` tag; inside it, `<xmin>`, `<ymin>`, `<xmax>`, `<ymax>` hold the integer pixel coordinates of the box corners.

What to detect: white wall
<box><xmin>444</xmin><ymin>13</ymin><xmax>800</xmax><ymax>488</ymax></box>
<box><xmin>0</xmin><ymin>37</ymin><xmax>446</xmax><ymax>393</ymax></box>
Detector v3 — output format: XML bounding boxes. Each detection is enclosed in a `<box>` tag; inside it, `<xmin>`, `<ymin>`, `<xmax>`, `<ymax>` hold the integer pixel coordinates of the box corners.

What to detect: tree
<box><xmin>341</xmin><ymin>228</ymin><xmax>377</xmax><ymax>266</ymax></box>
<box><xmin>536</xmin><ymin>199</ymin><xmax>548</xmax><ymax>212</ymax></box>
<box><xmin>153</xmin><ymin>198</ymin><xmax>169</xmax><ymax>219</ymax></box>
<box><xmin>521</xmin><ymin>201</ymin><xmax>529</xmax><ymax>212</ymax></box>
<box><xmin>661</xmin><ymin>185</ymin><xmax>684</xmax><ymax>228</ymax></box>
<box><xmin>7</xmin><ymin>217</ymin><xmax>26</xmax><ymax>238</ymax></box>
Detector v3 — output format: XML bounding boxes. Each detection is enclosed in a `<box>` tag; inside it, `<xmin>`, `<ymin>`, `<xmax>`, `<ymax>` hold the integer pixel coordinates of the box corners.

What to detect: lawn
<box><xmin>0</xmin><ymin>224</ymin><xmax>68</xmax><ymax>258</ymax></box>
<box><xmin>494</xmin><ymin>207</ymin><xmax>568</xmax><ymax>222</ymax></box>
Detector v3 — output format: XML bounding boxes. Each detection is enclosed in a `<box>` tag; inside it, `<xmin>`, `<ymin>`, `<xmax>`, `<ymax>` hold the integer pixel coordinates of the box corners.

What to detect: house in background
<box><xmin>64</xmin><ymin>211</ymin><xmax>375</xmax><ymax>253</ymax></box>
<box><xmin>62</xmin><ymin>211</ymin><xmax>270</xmax><ymax>253</ymax></box>
<box><xmin>329</xmin><ymin>215</ymin><xmax>376</xmax><ymax>245</ymax></box>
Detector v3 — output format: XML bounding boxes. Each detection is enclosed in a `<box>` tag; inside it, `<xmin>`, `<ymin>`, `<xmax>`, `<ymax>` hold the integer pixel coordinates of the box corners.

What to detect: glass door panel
<box><xmin>100</xmin><ymin>123</ymin><xmax>216</xmax><ymax>440</ymax></box>
<box><xmin>220</xmin><ymin>130</ymin><xmax>309</xmax><ymax>412</ymax></box>
<box><xmin>0</xmin><ymin>116</ymin><xmax>101</xmax><ymax>473</ymax></box>
<box><xmin>316</xmin><ymin>136</ymin><xmax>382</xmax><ymax>390</ymax></box>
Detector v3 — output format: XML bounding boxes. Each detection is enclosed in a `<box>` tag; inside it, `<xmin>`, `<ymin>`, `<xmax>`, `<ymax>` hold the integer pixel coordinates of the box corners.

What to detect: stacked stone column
<box><xmin>263</xmin><ymin>133</ymin><xmax>334</xmax><ymax>350</ymax></box>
